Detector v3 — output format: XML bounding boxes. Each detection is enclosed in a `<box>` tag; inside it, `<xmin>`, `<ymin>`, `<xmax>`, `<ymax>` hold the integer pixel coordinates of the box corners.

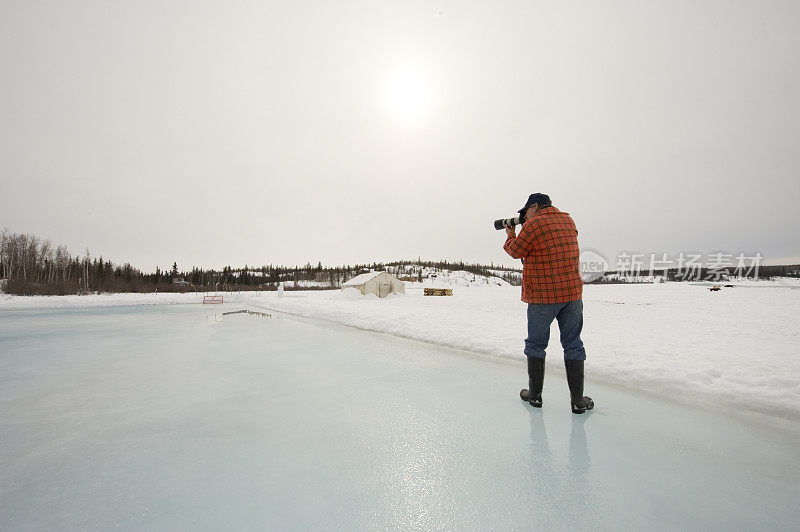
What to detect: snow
<box><xmin>342</xmin><ymin>268</ymin><xmax>511</xmax><ymax>288</ymax></box>
<box><xmin>1</xmin><ymin>281</ymin><xmax>799</xmax><ymax>417</ymax></box>
<box><xmin>403</xmin><ymin>268</ymin><xmax>511</xmax><ymax>288</ymax></box>
<box><xmin>249</xmin><ymin>282</ymin><xmax>800</xmax><ymax>418</ymax></box>
<box><xmin>342</xmin><ymin>270</ymin><xmax>384</xmax><ymax>286</ymax></box>
<box><xmin>1</xmin><ymin>304</ymin><xmax>798</xmax><ymax>529</ymax></box>
<box><xmin>286</xmin><ymin>280</ymin><xmax>331</xmax><ymax>288</ymax></box>
<box><xmin>705</xmin><ymin>276</ymin><xmax>800</xmax><ymax>287</ymax></box>
<box><xmin>0</xmin><ymin>291</ymin><xmax>209</xmax><ymax>308</ymax></box>
<box><xmin>233</xmin><ymin>270</ymin><xmax>264</xmax><ymax>277</ymax></box>
<box><xmin>488</xmin><ymin>268</ymin><xmax>521</xmax><ymax>279</ymax></box>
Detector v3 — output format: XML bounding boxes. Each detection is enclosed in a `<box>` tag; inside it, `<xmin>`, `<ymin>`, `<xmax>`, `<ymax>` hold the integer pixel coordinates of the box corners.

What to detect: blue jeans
<box><xmin>525</xmin><ymin>299</ymin><xmax>586</xmax><ymax>360</ymax></box>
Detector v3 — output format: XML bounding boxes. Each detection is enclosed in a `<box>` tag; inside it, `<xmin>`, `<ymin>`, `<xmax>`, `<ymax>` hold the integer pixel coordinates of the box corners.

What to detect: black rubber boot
<box><xmin>520</xmin><ymin>356</ymin><xmax>545</xmax><ymax>407</ymax></box>
<box><xmin>565</xmin><ymin>359</ymin><xmax>594</xmax><ymax>414</ymax></box>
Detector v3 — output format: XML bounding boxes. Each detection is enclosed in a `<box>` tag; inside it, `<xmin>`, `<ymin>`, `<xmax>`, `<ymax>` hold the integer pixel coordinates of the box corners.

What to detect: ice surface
<box><xmin>2</xmin><ymin>282</ymin><xmax>800</xmax><ymax>417</ymax></box>
<box><xmin>250</xmin><ymin>283</ymin><xmax>800</xmax><ymax>418</ymax></box>
<box><xmin>1</xmin><ymin>304</ymin><xmax>799</xmax><ymax>530</ymax></box>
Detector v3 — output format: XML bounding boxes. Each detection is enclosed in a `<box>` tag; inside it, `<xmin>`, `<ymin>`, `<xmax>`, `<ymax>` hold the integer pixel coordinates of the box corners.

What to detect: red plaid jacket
<box><xmin>503</xmin><ymin>206</ymin><xmax>583</xmax><ymax>304</ymax></box>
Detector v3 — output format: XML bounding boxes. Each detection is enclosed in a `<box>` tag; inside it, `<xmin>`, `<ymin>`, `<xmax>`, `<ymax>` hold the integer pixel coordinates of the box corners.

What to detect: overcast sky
<box><xmin>2</xmin><ymin>1</ymin><xmax>798</xmax><ymax>272</ymax></box>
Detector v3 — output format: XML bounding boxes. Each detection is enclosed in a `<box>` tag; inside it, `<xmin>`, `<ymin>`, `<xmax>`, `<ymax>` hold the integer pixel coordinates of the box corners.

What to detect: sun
<box><xmin>386</xmin><ymin>68</ymin><xmax>431</xmax><ymax>122</ymax></box>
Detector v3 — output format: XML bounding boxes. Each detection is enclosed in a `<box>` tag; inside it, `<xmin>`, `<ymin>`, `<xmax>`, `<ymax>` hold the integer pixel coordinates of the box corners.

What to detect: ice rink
<box><xmin>1</xmin><ymin>304</ymin><xmax>799</xmax><ymax>530</ymax></box>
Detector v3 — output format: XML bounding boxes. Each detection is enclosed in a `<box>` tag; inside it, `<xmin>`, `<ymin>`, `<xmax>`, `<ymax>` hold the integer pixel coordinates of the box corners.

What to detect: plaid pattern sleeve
<box><xmin>503</xmin><ymin>207</ymin><xmax>583</xmax><ymax>304</ymax></box>
<box><xmin>503</xmin><ymin>217</ymin><xmax>537</xmax><ymax>259</ymax></box>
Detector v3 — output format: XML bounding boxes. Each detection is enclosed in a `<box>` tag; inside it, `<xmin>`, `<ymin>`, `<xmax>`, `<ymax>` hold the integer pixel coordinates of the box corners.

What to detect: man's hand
<box><xmin>505</xmin><ymin>225</ymin><xmax>516</xmax><ymax>238</ymax></box>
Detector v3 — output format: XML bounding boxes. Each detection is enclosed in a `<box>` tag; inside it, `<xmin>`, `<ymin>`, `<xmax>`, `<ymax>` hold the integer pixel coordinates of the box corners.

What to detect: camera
<box><xmin>493</xmin><ymin>213</ymin><xmax>525</xmax><ymax>230</ymax></box>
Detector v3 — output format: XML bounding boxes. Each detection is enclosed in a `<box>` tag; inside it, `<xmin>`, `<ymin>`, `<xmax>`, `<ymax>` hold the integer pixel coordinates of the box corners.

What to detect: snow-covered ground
<box><xmin>2</xmin><ymin>280</ymin><xmax>799</xmax><ymax>418</ymax></box>
<box><xmin>1</xmin><ymin>304</ymin><xmax>798</xmax><ymax>529</ymax></box>
<box><xmin>179</xmin><ymin>267</ymin><xmax>515</xmax><ymax>289</ymax></box>
<box><xmin>402</xmin><ymin>268</ymin><xmax>511</xmax><ymax>288</ymax></box>
<box><xmin>251</xmin><ymin>282</ymin><xmax>800</xmax><ymax>419</ymax></box>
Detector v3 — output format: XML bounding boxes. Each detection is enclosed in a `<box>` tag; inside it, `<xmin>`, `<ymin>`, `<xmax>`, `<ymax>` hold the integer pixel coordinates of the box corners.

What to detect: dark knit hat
<box><xmin>518</xmin><ymin>193</ymin><xmax>552</xmax><ymax>214</ymax></box>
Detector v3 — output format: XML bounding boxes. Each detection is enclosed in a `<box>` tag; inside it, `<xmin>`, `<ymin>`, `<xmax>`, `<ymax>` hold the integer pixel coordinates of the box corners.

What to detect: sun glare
<box><xmin>386</xmin><ymin>68</ymin><xmax>431</xmax><ymax>123</ymax></box>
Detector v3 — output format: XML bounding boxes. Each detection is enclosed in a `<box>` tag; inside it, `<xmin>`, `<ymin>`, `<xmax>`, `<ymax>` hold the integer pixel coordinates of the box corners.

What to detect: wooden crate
<box><xmin>424</xmin><ymin>288</ymin><xmax>453</xmax><ymax>296</ymax></box>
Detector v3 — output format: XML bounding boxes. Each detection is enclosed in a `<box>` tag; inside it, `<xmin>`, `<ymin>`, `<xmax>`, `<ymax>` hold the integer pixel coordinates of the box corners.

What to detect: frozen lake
<box><xmin>1</xmin><ymin>304</ymin><xmax>799</xmax><ymax>530</ymax></box>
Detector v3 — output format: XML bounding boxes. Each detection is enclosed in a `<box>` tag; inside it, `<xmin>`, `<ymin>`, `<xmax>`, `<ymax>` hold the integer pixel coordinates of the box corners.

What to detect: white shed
<box><xmin>342</xmin><ymin>271</ymin><xmax>405</xmax><ymax>298</ymax></box>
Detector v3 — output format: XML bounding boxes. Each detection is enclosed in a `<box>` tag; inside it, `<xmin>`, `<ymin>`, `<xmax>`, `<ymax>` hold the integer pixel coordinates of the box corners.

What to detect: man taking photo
<box><xmin>502</xmin><ymin>193</ymin><xmax>594</xmax><ymax>414</ymax></box>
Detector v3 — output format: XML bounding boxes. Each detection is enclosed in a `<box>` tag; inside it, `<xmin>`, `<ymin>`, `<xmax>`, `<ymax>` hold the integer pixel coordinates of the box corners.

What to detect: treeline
<box><xmin>594</xmin><ymin>264</ymin><xmax>800</xmax><ymax>283</ymax></box>
<box><xmin>0</xmin><ymin>230</ymin><xmax>185</xmax><ymax>295</ymax></box>
<box><xmin>5</xmin><ymin>229</ymin><xmax>795</xmax><ymax>296</ymax></box>
<box><xmin>385</xmin><ymin>259</ymin><xmax>517</xmax><ymax>278</ymax></box>
<box><xmin>0</xmin><ymin>230</ymin><xmax>523</xmax><ymax>296</ymax></box>
<box><xmin>756</xmin><ymin>264</ymin><xmax>800</xmax><ymax>278</ymax></box>
<box><xmin>181</xmin><ymin>259</ymin><xmax>522</xmax><ymax>288</ymax></box>
<box><xmin>383</xmin><ymin>260</ymin><xmax>521</xmax><ymax>285</ymax></box>
<box><xmin>662</xmin><ymin>265</ymin><xmax>800</xmax><ymax>281</ymax></box>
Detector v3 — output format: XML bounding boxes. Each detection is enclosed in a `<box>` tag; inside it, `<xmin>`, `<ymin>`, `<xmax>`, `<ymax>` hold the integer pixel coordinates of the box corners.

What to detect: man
<box><xmin>502</xmin><ymin>193</ymin><xmax>594</xmax><ymax>414</ymax></box>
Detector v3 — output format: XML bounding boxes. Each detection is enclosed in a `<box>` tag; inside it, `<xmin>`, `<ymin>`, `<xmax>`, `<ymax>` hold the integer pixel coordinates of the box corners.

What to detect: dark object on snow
<box><xmin>520</xmin><ymin>356</ymin><xmax>545</xmax><ymax>407</ymax></box>
<box><xmin>565</xmin><ymin>359</ymin><xmax>594</xmax><ymax>414</ymax></box>
<box><xmin>709</xmin><ymin>285</ymin><xmax>722</xmax><ymax>291</ymax></box>
<box><xmin>724</xmin><ymin>284</ymin><xmax>735</xmax><ymax>288</ymax></box>
<box><xmin>424</xmin><ymin>288</ymin><xmax>453</xmax><ymax>296</ymax></box>
<box><xmin>221</xmin><ymin>309</ymin><xmax>274</xmax><ymax>318</ymax></box>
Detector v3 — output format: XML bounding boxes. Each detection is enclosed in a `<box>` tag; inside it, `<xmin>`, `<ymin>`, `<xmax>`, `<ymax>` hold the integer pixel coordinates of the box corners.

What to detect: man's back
<box><xmin>503</xmin><ymin>206</ymin><xmax>582</xmax><ymax>304</ymax></box>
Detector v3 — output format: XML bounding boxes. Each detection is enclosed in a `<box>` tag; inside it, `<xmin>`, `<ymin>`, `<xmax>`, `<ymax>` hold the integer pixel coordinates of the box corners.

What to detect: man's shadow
<box><xmin>568</xmin><ymin>412</ymin><xmax>592</xmax><ymax>477</ymax></box>
<box><xmin>528</xmin><ymin>408</ymin><xmax>552</xmax><ymax>456</ymax></box>
<box><xmin>524</xmin><ymin>406</ymin><xmax>595</xmax><ymax>521</ymax></box>
<box><xmin>526</xmin><ymin>406</ymin><xmax>592</xmax><ymax>475</ymax></box>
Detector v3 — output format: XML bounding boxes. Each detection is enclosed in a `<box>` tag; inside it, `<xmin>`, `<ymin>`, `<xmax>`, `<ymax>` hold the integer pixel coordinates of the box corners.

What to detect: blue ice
<box><xmin>1</xmin><ymin>305</ymin><xmax>798</xmax><ymax>530</ymax></box>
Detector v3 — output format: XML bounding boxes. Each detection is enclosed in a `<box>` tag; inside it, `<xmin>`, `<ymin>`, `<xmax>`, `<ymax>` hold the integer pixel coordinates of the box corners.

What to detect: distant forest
<box><xmin>0</xmin><ymin>230</ymin><xmax>521</xmax><ymax>296</ymax></box>
<box><xmin>593</xmin><ymin>264</ymin><xmax>800</xmax><ymax>283</ymax></box>
<box><xmin>2</xmin><ymin>230</ymin><xmax>797</xmax><ymax>296</ymax></box>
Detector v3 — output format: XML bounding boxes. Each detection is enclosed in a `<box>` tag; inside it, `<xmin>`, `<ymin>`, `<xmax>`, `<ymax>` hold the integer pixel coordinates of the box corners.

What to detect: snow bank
<box><xmin>248</xmin><ymin>283</ymin><xmax>800</xmax><ymax>418</ymax></box>
<box><xmin>2</xmin><ymin>282</ymin><xmax>799</xmax><ymax>417</ymax></box>
<box><xmin>0</xmin><ymin>291</ymin><xmax>244</xmax><ymax>308</ymax></box>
